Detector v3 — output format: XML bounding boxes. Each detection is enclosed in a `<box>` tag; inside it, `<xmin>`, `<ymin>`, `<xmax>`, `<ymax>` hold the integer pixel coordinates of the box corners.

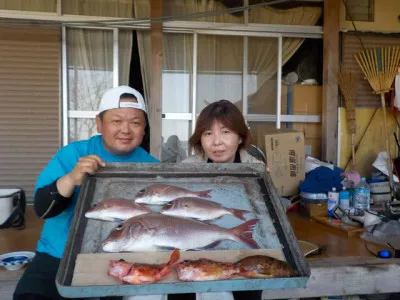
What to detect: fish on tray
<box><xmin>161</xmin><ymin>197</ymin><xmax>252</xmax><ymax>221</ymax></box>
<box><xmin>85</xmin><ymin>198</ymin><xmax>152</xmax><ymax>221</ymax></box>
<box><xmin>108</xmin><ymin>249</ymin><xmax>180</xmax><ymax>284</ymax></box>
<box><xmin>102</xmin><ymin>213</ymin><xmax>260</xmax><ymax>252</ymax></box>
<box><xmin>134</xmin><ymin>184</ymin><xmax>212</xmax><ymax>205</ymax></box>
<box><xmin>175</xmin><ymin>258</ymin><xmax>241</xmax><ymax>281</ymax></box>
<box><xmin>235</xmin><ymin>255</ymin><xmax>296</xmax><ymax>278</ymax></box>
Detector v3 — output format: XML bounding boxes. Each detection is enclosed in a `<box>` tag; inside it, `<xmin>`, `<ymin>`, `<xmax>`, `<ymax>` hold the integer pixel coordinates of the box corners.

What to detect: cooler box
<box><xmin>0</xmin><ymin>189</ymin><xmax>25</xmax><ymax>229</ymax></box>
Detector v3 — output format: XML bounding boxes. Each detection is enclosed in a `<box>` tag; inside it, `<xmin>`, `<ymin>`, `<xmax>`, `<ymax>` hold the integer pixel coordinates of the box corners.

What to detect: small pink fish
<box><xmin>85</xmin><ymin>198</ymin><xmax>151</xmax><ymax>221</ymax></box>
<box><xmin>161</xmin><ymin>197</ymin><xmax>252</xmax><ymax>221</ymax></box>
<box><xmin>175</xmin><ymin>258</ymin><xmax>241</xmax><ymax>281</ymax></box>
<box><xmin>108</xmin><ymin>249</ymin><xmax>180</xmax><ymax>284</ymax></box>
<box><xmin>134</xmin><ymin>184</ymin><xmax>212</xmax><ymax>205</ymax></box>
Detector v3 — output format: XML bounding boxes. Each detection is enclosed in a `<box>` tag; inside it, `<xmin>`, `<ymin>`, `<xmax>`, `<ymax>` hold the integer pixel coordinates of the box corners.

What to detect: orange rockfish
<box><xmin>85</xmin><ymin>198</ymin><xmax>152</xmax><ymax>222</ymax></box>
<box><xmin>235</xmin><ymin>255</ymin><xmax>296</xmax><ymax>278</ymax></box>
<box><xmin>161</xmin><ymin>197</ymin><xmax>251</xmax><ymax>221</ymax></box>
<box><xmin>175</xmin><ymin>258</ymin><xmax>241</xmax><ymax>281</ymax></box>
<box><xmin>134</xmin><ymin>184</ymin><xmax>212</xmax><ymax>205</ymax></box>
<box><xmin>102</xmin><ymin>213</ymin><xmax>260</xmax><ymax>252</ymax></box>
<box><xmin>108</xmin><ymin>249</ymin><xmax>180</xmax><ymax>284</ymax></box>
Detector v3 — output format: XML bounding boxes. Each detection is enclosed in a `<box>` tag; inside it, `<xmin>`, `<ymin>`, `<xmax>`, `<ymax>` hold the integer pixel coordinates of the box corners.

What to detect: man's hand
<box><xmin>66</xmin><ymin>155</ymin><xmax>106</xmax><ymax>186</ymax></box>
<box><xmin>57</xmin><ymin>155</ymin><xmax>106</xmax><ymax>198</ymax></box>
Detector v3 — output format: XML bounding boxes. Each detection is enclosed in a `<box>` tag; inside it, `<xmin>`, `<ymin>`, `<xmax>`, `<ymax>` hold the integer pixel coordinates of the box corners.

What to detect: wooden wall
<box><xmin>339</xmin><ymin>107</ymin><xmax>398</xmax><ymax>176</ymax></box>
<box><xmin>291</xmin><ymin>85</ymin><xmax>322</xmax><ymax>159</ymax></box>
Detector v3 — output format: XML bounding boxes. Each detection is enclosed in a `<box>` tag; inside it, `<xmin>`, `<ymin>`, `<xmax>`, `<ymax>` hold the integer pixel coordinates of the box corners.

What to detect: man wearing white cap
<box><xmin>14</xmin><ymin>86</ymin><xmax>158</xmax><ymax>300</ymax></box>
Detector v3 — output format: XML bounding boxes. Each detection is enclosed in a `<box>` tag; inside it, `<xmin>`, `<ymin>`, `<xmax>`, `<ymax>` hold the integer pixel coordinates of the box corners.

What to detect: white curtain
<box><xmin>134</xmin><ymin>0</ymin><xmax>321</xmax><ymax>102</ymax></box>
<box><xmin>66</xmin><ymin>1</ymin><xmax>133</xmax><ymax>141</ymax></box>
<box><xmin>134</xmin><ymin>0</ymin><xmax>321</xmax><ymax>152</ymax></box>
<box><xmin>62</xmin><ymin>0</ymin><xmax>133</xmax><ymax>17</ymax></box>
<box><xmin>0</xmin><ymin>0</ymin><xmax>55</xmax><ymax>12</ymax></box>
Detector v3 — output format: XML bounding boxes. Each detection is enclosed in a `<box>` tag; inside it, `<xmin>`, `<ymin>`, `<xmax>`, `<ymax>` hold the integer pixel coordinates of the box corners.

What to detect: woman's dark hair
<box><xmin>189</xmin><ymin>100</ymin><xmax>251</xmax><ymax>155</ymax></box>
<box><xmin>99</xmin><ymin>93</ymin><xmax>151</xmax><ymax>152</ymax></box>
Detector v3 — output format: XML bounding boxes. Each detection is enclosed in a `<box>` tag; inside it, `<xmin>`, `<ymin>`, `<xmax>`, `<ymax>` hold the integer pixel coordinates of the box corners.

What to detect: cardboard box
<box><xmin>264</xmin><ymin>129</ymin><xmax>305</xmax><ymax>196</ymax></box>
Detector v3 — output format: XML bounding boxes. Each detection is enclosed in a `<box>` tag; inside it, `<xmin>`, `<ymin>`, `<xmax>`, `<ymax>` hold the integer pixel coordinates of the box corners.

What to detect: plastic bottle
<box><xmin>339</xmin><ymin>187</ymin><xmax>350</xmax><ymax>210</ymax></box>
<box><xmin>353</xmin><ymin>177</ymin><xmax>370</xmax><ymax>210</ymax></box>
<box><xmin>328</xmin><ymin>187</ymin><xmax>340</xmax><ymax>217</ymax></box>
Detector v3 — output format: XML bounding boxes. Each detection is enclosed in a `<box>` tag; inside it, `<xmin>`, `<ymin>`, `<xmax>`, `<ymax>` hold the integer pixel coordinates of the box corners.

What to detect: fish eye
<box><xmin>138</xmin><ymin>189</ymin><xmax>146</xmax><ymax>193</ymax></box>
<box><xmin>116</xmin><ymin>224</ymin><xmax>124</xmax><ymax>230</ymax></box>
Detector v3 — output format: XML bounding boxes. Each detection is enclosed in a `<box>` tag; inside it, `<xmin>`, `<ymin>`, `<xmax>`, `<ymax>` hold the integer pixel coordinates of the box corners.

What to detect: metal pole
<box><xmin>276</xmin><ymin>35</ymin><xmax>282</xmax><ymax>129</ymax></box>
<box><xmin>61</xmin><ymin>25</ymin><xmax>69</xmax><ymax>146</ymax></box>
<box><xmin>113</xmin><ymin>28</ymin><xmax>119</xmax><ymax>87</ymax></box>
<box><xmin>191</xmin><ymin>32</ymin><xmax>198</xmax><ymax>134</ymax></box>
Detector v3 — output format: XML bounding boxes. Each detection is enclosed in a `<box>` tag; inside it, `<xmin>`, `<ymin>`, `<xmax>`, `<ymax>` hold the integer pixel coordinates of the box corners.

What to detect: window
<box><xmin>59</xmin><ymin>1</ymin><xmax>323</xmax><ymax>158</ymax></box>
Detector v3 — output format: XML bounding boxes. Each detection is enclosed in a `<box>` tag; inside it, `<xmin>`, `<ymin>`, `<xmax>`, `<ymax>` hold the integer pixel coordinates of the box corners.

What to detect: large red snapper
<box><xmin>161</xmin><ymin>197</ymin><xmax>251</xmax><ymax>221</ymax></box>
<box><xmin>175</xmin><ymin>258</ymin><xmax>241</xmax><ymax>281</ymax></box>
<box><xmin>102</xmin><ymin>213</ymin><xmax>260</xmax><ymax>252</ymax></box>
<box><xmin>108</xmin><ymin>249</ymin><xmax>180</xmax><ymax>284</ymax></box>
<box><xmin>134</xmin><ymin>184</ymin><xmax>212</xmax><ymax>205</ymax></box>
<box><xmin>85</xmin><ymin>198</ymin><xmax>152</xmax><ymax>221</ymax></box>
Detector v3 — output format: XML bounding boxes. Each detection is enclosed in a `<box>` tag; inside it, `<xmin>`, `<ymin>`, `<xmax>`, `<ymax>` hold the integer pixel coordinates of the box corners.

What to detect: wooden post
<box><xmin>150</xmin><ymin>0</ymin><xmax>163</xmax><ymax>159</ymax></box>
<box><xmin>322</xmin><ymin>0</ymin><xmax>340</xmax><ymax>163</ymax></box>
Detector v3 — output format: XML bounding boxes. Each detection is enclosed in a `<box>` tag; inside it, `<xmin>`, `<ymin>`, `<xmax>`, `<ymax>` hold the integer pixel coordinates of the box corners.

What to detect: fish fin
<box><xmin>200</xmin><ymin>219</ymin><xmax>219</xmax><ymax>224</ymax></box>
<box><xmin>228</xmin><ymin>208</ymin><xmax>252</xmax><ymax>221</ymax></box>
<box><xmin>111</xmin><ymin>218</ymin><xmax>124</xmax><ymax>222</ymax></box>
<box><xmin>157</xmin><ymin>249</ymin><xmax>180</xmax><ymax>280</ymax></box>
<box><xmin>194</xmin><ymin>189</ymin><xmax>213</xmax><ymax>198</ymax></box>
<box><xmin>155</xmin><ymin>245</ymin><xmax>176</xmax><ymax>251</ymax></box>
<box><xmin>230</xmin><ymin>219</ymin><xmax>260</xmax><ymax>249</ymax></box>
<box><xmin>188</xmin><ymin>240</ymin><xmax>222</xmax><ymax>250</ymax></box>
<box><xmin>136</xmin><ymin>203</ymin><xmax>152</xmax><ymax>212</ymax></box>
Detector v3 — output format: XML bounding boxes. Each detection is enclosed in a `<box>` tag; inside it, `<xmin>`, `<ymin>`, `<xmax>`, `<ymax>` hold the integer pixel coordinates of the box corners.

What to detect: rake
<box><xmin>355</xmin><ymin>46</ymin><xmax>400</xmax><ymax>214</ymax></box>
<box><xmin>337</xmin><ymin>67</ymin><xmax>359</xmax><ymax>170</ymax></box>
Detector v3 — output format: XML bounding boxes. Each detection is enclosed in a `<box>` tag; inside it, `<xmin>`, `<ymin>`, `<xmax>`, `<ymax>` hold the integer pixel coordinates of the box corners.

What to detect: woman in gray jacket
<box><xmin>176</xmin><ymin>99</ymin><xmax>264</xmax><ymax>300</ymax></box>
<box><xmin>183</xmin><ymin>100</ymin><xmax>264</xmax><ymax>165</ymax></box>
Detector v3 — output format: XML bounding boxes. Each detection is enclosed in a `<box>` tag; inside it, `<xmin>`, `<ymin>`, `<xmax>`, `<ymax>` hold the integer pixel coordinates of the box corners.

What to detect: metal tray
<box><xmin>56</xmin><ymin>163</ymin><xmax>310</xmax><ymax>298</ymax></box>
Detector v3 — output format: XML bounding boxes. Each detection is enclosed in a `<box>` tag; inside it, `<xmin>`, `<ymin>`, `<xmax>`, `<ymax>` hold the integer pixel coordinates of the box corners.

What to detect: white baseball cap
<box><xmin>98</xmin><ymin>86</ymin><xmax>147</xmax><ymax>114</ymax></box>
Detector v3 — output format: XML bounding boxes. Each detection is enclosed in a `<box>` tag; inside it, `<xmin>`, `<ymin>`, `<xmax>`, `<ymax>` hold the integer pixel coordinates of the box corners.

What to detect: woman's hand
<box><xmin>57</xmin><ymin>155</ymin><xmax>106</xmax><ymax>198</ymax></box>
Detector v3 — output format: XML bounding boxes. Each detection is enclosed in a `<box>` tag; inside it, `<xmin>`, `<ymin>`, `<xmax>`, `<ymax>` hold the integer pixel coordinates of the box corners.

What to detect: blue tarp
<box><xmin>299</xmin><ymin>166</ymin><xmax>344</xmax><ymax>193</ymax></box>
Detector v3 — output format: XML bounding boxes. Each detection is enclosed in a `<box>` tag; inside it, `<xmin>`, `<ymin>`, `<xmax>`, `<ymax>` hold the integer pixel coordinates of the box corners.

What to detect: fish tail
<box><xmin>228</xmin><ymin>208</ymin><xmax>252</xmax><ymax>221</ymax></box>
<box><xmin>230</xmin><ymin>219</ymin><xmax>260</xmax><ymax>249</ymax></box>
<box><xmin>194</xmin><ymin>189</ymin><xmax>213</xmax><ymax>198</ymax></box>
<box><xmin>166</xmin><ymin>248</ymin><xmax>180</xmax><ymax>266</ymax></box>
<box><xmin>158</xmin><ymin>249</ymin><xmax>180</xmax><ymax>279</ymax></box>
